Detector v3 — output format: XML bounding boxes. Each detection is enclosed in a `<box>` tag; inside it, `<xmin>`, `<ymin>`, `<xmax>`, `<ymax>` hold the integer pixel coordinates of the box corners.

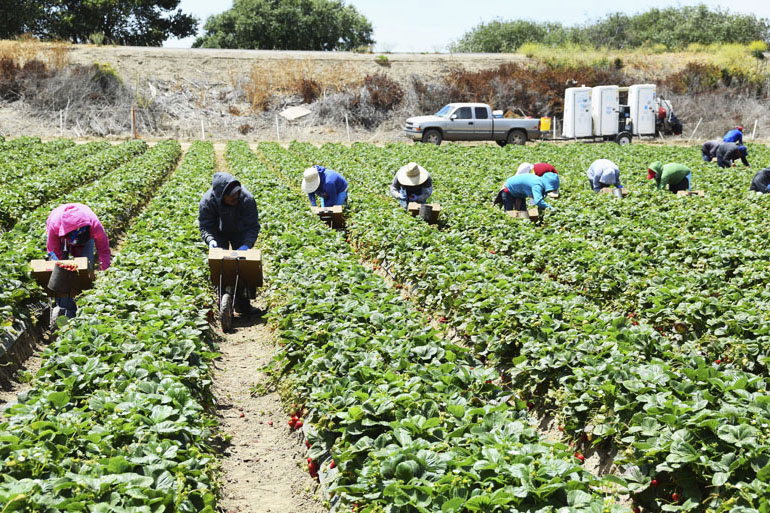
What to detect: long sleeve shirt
<box><xmin>749</xmin><ymin>168</ymin><xmax>770</xmax><ymax>193</ymax></box>
<box><xmin>308</xmin><ymin>168</ymin><xmax>348</xmax><ymax>207</ymax></box>
<box><xmin>46</xmin><ymin>203</ymin><xmax>111</xmax><ymax>269</ymax></box>
<box><xmin>650</xmin><ymin>162</ymin><xmax>691</xmax><ymax>190</ymax></box>
<box><xmin>723</xmin><ymin>129</ymin><xmax>743</xmax><ymax>144</ymax></box>
<box><xmin>701</xmin><ymin>140</ymin><xmax>720</xmax><ymax>160</ymax></box>
<box><xmin>716</xmin><ymin>142</ymin><xmax>749</xmax><ymax>168</ymax></box>
<box><xmin>503</xmin><ymin>173</ymin><xmax>559</xmax><ymax>209</ymax></box>
<box><xmin>199</xmin><ymin>172</ymin><xmax>260</xmax><ymax>248</ymax></box>
<box><xmin>586</xmin><ymin>159</ymin><xmax>622</xmax><ymax>191</ymax></box>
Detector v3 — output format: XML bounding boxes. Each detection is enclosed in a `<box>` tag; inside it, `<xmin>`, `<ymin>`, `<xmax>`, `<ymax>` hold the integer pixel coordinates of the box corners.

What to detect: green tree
<box><xmin>0</xmin><ymin>0</ymin><xmax>197</xmax><ymax>46</ymax></box>
<box><xmin>194</xmin><ymin>0</ymin><xmax>374</xmax><ymax>51</ymax></box>
<box><xmin>451</xmin><ymin>19</ymin><xmax>567</xmax><ymax>53</ymax></box>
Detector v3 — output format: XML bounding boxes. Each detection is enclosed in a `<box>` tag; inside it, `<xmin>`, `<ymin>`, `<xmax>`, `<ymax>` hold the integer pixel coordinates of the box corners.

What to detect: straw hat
<box><xmin>396</xmin><ymin>162</ymin><xmax>429</xmax><ymax>186</ymax></box>
<box><xmin>516</xmin><ymin>162</ymin><xmax>533</xmax><ymax>175</ymax></box>
<box><xmin>301</xmin><ymin>167</ymin><xmax>320</xmax><ymax>193</ymax></box>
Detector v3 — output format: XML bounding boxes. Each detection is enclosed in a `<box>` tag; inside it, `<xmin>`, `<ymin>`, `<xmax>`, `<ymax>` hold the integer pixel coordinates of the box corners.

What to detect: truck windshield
<box><xmin>435</xmin><ymin>105</ymin><xmax>452</xmax><ymax>118</ymax></box>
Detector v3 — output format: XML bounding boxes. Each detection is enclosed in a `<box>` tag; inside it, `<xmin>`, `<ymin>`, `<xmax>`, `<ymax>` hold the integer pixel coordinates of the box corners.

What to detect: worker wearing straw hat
<box><xmin>301</xmin><ymin>165</ymin><xmax>348</xmax><ymax>207</ymax></box>
<box><xmin>390</xmin><ymin>162</ymin><xmax>433</xmax><ymax>208</ymax></box>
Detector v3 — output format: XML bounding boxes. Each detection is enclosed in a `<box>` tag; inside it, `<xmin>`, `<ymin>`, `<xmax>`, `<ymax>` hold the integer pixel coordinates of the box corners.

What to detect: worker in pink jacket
<box><xmin>46</xmin><ymin>203</ymin><xmax>110</xmax><ymax>318</ymax></box>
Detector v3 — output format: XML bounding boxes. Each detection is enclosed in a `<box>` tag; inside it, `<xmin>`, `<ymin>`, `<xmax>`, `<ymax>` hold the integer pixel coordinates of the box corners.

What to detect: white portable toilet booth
<box><xmin>628</xmin><ymin>84</ymin><xmax>657</xmax><ymax>136</ymax></box>
<box><xmin>591</xmin><ymin>85</ymin><xmax>619</xmax><ymax>137</ymax></box>
<box><xmin>562</xmin><ymin>87</ymin><xmax>593</xmax><ymax>138</ymax></box>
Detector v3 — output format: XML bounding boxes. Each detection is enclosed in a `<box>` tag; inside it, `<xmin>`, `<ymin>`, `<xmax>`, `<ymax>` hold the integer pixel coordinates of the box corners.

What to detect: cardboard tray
<box><xmin>310</xmin><ymin>205</ymin><xmax>345</xmax><ymax>227</ymax></box>
<box><xmin>30</xmin><ymin>257</ymin><xmax>93</xmax><ymax>297</ymax></box>
<box><xmin>677</xmin><ymin>190</ymin><xmax>705</xmax><ymax>197</ymax></box>
<box><xmin>600</xmin><ymin>187</ymin><xmax>629</xmax><ymax>196</ymax></box>
<box><xmin>208</xmin><ymin>248</ymin><xmax>263</xmax><ymax>288</ymax></box>
<box><xmin>506</xmin><ymin>208</ymin><xmax>540</xmax><ymax>221</ymax></box>
<box><xmin>407</xmin><ymin>202</ymin><xmax>441</xmax><ymax>224</ymax></box>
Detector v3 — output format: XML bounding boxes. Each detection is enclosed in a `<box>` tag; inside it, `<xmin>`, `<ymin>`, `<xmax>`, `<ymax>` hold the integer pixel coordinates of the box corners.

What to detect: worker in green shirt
<box><xmin>647</xmin><ymin>161</ymin><xmax>692</xmax><ymax>193</ymax></box>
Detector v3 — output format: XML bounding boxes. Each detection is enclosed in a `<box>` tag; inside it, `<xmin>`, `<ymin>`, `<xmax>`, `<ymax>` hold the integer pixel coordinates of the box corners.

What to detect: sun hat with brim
<box><xmin>397</xmin><ymin>162</ymin><xmax>429</xmax><ymax>186</ymax></box>
<box><xmin>516</xmin><ymin>162</ymin><xmax>533</xmax><ymax>175</ymax></box>
<box><xmin>301</xmin><ymin>167</ymin><xmax>320</xmax><ymax>193</ymax></box>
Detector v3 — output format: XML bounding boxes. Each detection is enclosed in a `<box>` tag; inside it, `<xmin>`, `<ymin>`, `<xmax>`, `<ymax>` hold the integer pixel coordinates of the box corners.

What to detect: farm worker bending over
<box><xmin>716</xmin><ymin>142</ymin><xmax>749</xmax><ymax>168</ymax></box>
<box><xmin>199</xmin><ymin>172</ymin><xmax>261</xmax><ymax>314</ymax></box>
<box><xmin>302</xmin><ymin>165</ymin><xmax>348</xmax><ymax>207</ymax></box>
<box><xmin>533</xmin><ymin>162</ymin><xmax>558</xmax><ymax>177</ymax></box>
<box><xmin>723</xmin><ymin>126</ymin><xmax>744</xmax><ymax>144</ymax></box>
<box><xmin>701</xmin><ymin>140</ymin><xmax>720</xmax><ymax>162</ymax></box>
<box><xmin>501</xmin><ymin>173</ymin><xmax>560</xmax><ymax>212</ymax></box>
<box><xmin>46</xmin><ymin>203</ymin><xmax>110</xmax><ymax>318</ymax></box>
<box><xmin>749</xmin><ymin>167</ymin><xmax>770</xmax><ymax>193</ymax></box>
<box><xmin>586</xmin><ymin>159</ymin><xmax>622</xmax><ymax>194</ymax></box>
<box><xmin>647</xmin><ymin>161</ymin><xmax>692</xmax><ymax>194</ymax></box>
<box><xmin>390</xmin><ymin>162</ymin><xmax>432</xmax><ymax>208</ymax></box>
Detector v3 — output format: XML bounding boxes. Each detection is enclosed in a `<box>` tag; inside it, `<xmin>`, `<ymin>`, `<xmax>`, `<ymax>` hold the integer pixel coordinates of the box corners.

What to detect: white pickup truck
<box><xmin>403</xmin><ymin>102</ymin><xmax>543</xmax><ymax>146</ymax></box>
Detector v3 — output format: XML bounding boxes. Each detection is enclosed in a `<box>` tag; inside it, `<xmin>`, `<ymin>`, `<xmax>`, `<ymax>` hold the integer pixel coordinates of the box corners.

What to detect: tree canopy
<box><xmin>193</xmin><ymin>0</ymin><xmax>374</xmax><ymax>51</ymax></box>
<box><xmin>451</xmin><ymin>5</ymin><xmax>770</xmax><ymax>52</ymax></box>
<box><xmin>0</xmin><ymin>0</ymin><xmax>197</xmax><ymax>46</ymax></box>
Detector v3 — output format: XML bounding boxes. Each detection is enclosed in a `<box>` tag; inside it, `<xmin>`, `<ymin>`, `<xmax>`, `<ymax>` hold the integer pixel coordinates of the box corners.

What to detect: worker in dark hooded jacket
<box><xmin>501</xmin><ymin>173</ymin><xmax>560</xmax><ymax>212</ymax></box>
<box><xmin>749</xmin><ymin>167</ymin><xmax>770</xmax><ymax>193</ymax></box>
<box><xmin>701</xmin><ymin>140</ymin><xmax>720</xmax><ymax>162</ymax></box>
<box><xmin>716</xmin><ymin>142</ymin><xmax>749</xmax><ymax>168</ymax></box>
<box><xmin>723</xmin><ymin>126</ymin><xmax>744</xmax><ymax>144</ymax></box>
<box><xmin>647</xmin><ymin>161</ymin><xmax>691</xmax><ymax>193</ymax></box>
<box><xmin>199</xmin><ymin>172</ymin><xmax>261</xmax><ymax>314</ymax></box>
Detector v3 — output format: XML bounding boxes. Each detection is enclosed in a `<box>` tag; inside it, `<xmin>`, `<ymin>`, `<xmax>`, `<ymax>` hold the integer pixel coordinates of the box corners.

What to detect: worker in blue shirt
<box><xmin>501</xmin><ymin>173</ymin><xmax>560</xmax><ymax>212</ymax></box>
<box><xmin>723</xmin><ymin>126</ymin><xmax>744</xmax><ymax>144</ymax></box>
<box><xmin>302</xmin><ymin>165</ymin><xmax>348</xmax><ymax>207</ymax></box>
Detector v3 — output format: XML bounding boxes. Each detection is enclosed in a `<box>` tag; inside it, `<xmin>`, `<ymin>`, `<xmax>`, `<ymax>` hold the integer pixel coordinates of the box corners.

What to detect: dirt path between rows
<box><xmin>212</xmin><ymin>296</ymin><xmax>325</xmax><ymax>513</ymax></box>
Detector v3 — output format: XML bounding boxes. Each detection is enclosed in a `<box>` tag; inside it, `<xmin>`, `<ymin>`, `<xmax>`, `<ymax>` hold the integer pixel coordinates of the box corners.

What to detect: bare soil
<box><xmin>212</xmin><ymin>296</ymin><xmax>325</xmax><ymax>513</ymax></box>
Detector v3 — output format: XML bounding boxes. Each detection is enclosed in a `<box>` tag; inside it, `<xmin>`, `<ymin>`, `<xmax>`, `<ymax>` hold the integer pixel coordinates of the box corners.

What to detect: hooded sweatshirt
<box><xmin>199</xmin><ymin>172</ymin><xmax>260</xmax><ymax>247</ymax></box>
<box><xmin>749</xmin><ymin>167</ymin><xmax>770</xmax><ymax>193</ymax></box>
<box><xmin>46</xmin><ymin>203</ymin><xmax>110</xmax><ymax>269</ymax></box>
<box><xmin>648</xmin><ymin>161</ymin><xmax>690</xmax><ymax>190</ymax></box>
<box><xmin>586</xmin><ymin>159</ymin><xmax>622</xmax><ymax>191</ymax></box>
<box><xmin>716</xmin><ymin>142</ymin><xmax>749</xmax><ymax>168</ymax></box>
<box><xmin>503</xmin><ymin>173</ymin><xmax>560</xmax><ymax>209</ymax></box>
<box><xmin>723</xmin><ymin>128</ymin><xmax>743</xmax><ymax>144</ymax></box>
<box><xmin>701</xmin><ymin>140</ymin><xmax>720</xmax><ymax>160</ymax></box>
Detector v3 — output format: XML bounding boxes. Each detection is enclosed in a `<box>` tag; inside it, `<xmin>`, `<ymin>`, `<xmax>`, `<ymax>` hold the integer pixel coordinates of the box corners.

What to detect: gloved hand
<box><xmin>237</xmin><ymin>245</ymin><xmax>249</xmax><ymax>251</ymax></box>
<box><xmin>48</xmin><ymin>251</ymin><xmax>59</xmax><ymax>261</ymax></box>
<box><xmin>408</xmin><ymin>194</ymin><xmax>417</xmax><ymax>201</ymax></box>
<box><xmin>209</xmin><ymin>240</ymin><xmax>218</xmax><ymax>248</ymax></box>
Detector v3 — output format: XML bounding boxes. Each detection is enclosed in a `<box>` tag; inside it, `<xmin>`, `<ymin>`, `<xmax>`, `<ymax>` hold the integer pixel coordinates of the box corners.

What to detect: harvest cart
<box><xmin>29</xmin><ymin>257</ymin><xmax>94</xmax><ymax>330</ymax></box>
<box><xmin>406</xmin><ymin>202</ymin><xmax>441</xmax><ymax>225</ymax></box>
<box><xmin>311</xmin><ymin>205</ymin><xmax>345</xmax><ymax>229</ymax></box>
<box><xmin>208</xmin><ymin>248</ymin><xmax>263</xmax><ymax>331</ymax></box>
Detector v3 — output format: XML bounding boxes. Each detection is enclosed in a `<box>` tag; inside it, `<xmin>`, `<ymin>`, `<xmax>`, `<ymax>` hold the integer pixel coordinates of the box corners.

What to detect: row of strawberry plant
<box><xmin>237</xmin><ymin>141</ymin><xmax>627</xmax><ymax>513</ymax></box>
<box><xmin>0</xmin><ymin>141</ymin><xmax>218</xmax><ymax>511</ymax></box>
<box><xmin>0</xmin><ymin>138</ymin><xmax>76</xmax><ymax>183</ymax></box>
<box><xmin>0</xmin><ymin>141</ymin><xmax>112</xmax><ymax>231</ymax></box>
<box><xmin>278</xmin><ymin>141</ymin><xmax>770</xmax><ymax>512</ymax></box>
<box><xmin>0</xmin><ymin>140</ymin><xmax>166</xmax><ymax>347</ymax></box>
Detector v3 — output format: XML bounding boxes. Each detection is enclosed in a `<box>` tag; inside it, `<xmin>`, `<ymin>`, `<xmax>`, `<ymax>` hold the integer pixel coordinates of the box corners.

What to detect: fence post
<box><xmin>59</xmin><ymin>110</ymin><xmax>63</xmax><ymax>137</ymax></box>
<box><xmin>687</xmin><ymin>117</ymin><xmax>702</xmax><ymax>144</ymax></box>
<box><xmin>200</xmin><ymin>119</ymin><xmax>205</xmax><ymax>140</ymax></box>
<box><xmin>751</xmin><ymin>119</ymin><xmax>758</xmax><ymax>140</ymax></box>
<box><xmin>275</xmin><ymin>115</ymin><xmax>280</xmax><ymax>142</ymax></box>
<box><xmin>131</xmin><ymin>106</ymin><xmax>137</xmax><ymax>139</ymax></box>
<box><xmin>345</xmin><ymin>112</ymin><xmax>351</xmax><ymax>144</ymax></box>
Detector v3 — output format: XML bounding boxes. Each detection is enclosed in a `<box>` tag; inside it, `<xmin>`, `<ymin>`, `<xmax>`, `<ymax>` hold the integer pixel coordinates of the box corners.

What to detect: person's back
<box><xmin>586</xmin><ymin>159</ymin><xmax>621</xmax><ymax>191</ymax></box>
<box><xmin>723</xmin><ymin>127</ymin><xmax>743</xmax><ymax>144</ymax></box>
<box><xmin>702</xmin><ymin>140</ymin><xmax>720</xmax><ymax>161</ymax></box>
<box><xmin>750</xmin><ymin>167</ymin><xmax>770</xmax><ymax>193</ymax></box>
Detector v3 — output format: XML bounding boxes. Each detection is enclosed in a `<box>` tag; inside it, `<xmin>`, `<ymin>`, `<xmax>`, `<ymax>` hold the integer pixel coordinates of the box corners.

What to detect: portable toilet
<box><xmin>562</xmin><ymin>87</ymin><xmax>592</xmax><ymax>138</ymax></box>
<box><xmin>592</xmin><ymin>85</ymin><xmax>619</xmax><ymax>136</ymax></box>
<box><xmin>628</xmin><ymin>84</ymin><xmax>657</xmax><ymax>136</ymax></box>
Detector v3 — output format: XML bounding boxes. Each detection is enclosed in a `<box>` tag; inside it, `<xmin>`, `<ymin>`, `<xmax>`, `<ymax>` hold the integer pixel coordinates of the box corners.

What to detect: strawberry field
<box><xmin>0</xmin><ymin>137</ymin><xmax>769</xmax><ymax>513</ymax></box>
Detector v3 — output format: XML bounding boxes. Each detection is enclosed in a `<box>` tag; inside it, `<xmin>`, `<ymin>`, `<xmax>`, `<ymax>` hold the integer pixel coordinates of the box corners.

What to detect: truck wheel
<box><xmin>507</xmin><ymin>129</ymin><xmax>527</xmax><ymax>145</ymax></box>
<box><xmin>422</xmin><ymin>129</ymin><xmax>442</xmax><ymax>146</ymax></box>
<box><xmin>616</xmin><ymin>132</ymin><xmax>632</xmax><ymax>146</ymax></box>
<box><xmin>495</xmin><ymin>140</ymin><xmax>507</xmax><ymax>147</ymax></box>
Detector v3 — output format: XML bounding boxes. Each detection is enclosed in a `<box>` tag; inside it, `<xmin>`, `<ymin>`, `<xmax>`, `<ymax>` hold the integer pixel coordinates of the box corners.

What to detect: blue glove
<box><xmin>48</xmin><ymin>251</ymin><xmax>59</xmax><ymax>261</ymax></box>
<box><xmin>209</xmin><ymin>240</ymin><xmax>218</xmax><ymax>248</ymax></box>
<box><xmin>237</xmin><ymin>245</ymin><xmax>249</xmax><ymax>251</ymax></box>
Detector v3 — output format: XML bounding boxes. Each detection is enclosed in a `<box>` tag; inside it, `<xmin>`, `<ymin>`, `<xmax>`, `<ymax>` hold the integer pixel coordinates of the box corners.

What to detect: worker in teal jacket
<box><xmin>647</xmin><ymin>161</ymin><xmax>691</xmax><ymax>193</ymax></box>
<box><xmin>501</xmin><ymin>173</ymin><xmax>560</xmax><ymax>212</ymax></box>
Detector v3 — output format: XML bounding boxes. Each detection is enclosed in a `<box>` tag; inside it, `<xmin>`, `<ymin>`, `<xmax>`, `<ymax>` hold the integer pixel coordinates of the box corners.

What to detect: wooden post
<box><xmin>131</xmin><ymin>106</ymin><xmax>137</xmax><ymax>139</ymax></box>
<box><xmin>200</xmin><ymin>119</ymin><xmax>205</xmax><ymax>140</ymax></box>
<box><xmin>345</xmin><ymin>112</ymin><xmax>351</xmax><ymax>144</ymax></box>
<box><xmin>687</xmin><ymin>117</ymin><xmax>702</xmax><ymax>144</ymax></box>
<box><xmin>275</xmin><ymin>115</ymin><xmax>280</xmax><ymax>142</ymax></box>
<box><xmin>59</xmin><ymin>110</ymin><xmax>63</xmax><ymax>137</ymax></box>
<box><xmin>751</xmin><ymin>119</ymin><xmax>758</xmax><ymax>140</ymax></box>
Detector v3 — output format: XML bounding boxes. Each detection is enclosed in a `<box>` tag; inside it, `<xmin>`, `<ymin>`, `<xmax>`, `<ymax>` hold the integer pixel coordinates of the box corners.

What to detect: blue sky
<box><xmin>164</xmin><ymin>0</ymin><xmax>770</xmax><ymax>51</ymax></box>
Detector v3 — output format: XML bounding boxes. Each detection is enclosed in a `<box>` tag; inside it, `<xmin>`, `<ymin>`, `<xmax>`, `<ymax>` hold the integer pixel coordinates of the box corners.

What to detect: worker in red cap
<box><xmin>723</xmin><ymin>126</ymin><xmax>744</xmax><ymax>145</ymax></box>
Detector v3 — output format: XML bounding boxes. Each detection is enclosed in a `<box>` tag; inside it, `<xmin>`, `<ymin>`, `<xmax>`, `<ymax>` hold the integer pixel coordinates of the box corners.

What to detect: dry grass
<box><xmin>0</xmin><ymin>37</ymin><xmax>72</xmax><ymax>69</ymax></box>
<box><xmin>242</xmin><ymin>58</ymin><xmax>363</xmax><ymax>111</ymax></box>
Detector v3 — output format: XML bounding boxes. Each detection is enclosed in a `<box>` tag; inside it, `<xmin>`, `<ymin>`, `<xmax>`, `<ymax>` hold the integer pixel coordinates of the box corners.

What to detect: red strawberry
<box><xmin>671</xmin><ymin>492</ymin><xmax>679</xmax><ymax>502</ymax></box>
<box><xmin>574</xmin><ymin>452</ymin><xmax>585</xmax><ymax>462</ymax></box>
<box><xmin>305</xmin><ymin>440</ymin><xmax>311</xmax><ymax>448</ymax></box>
<box><xmin>651</xmin><ymin>479</ymin><xmax>659</xmax><ymax>487</ymax></box>
<box><xmin>485</xmin><ymin>379</ymin><xmax>492</xmax><ymax>384</ymax></box>
<box><xmin>558</xmin><ymin>426</ymin><xmax>564</xmax><ymax>432</ymax></box>
<box><xmin>295</xmin><ymin>420</ymin><xmax>303</xmax><ymax>430</ymax></box>
<box><xmin>329</xmin><ymin>459</ymin><xmax>336</xmax><ymax>469</ymax></box>
<box><xmin>268</xmin><ymin>421</ymin><xmax>273</xmax><ymax>426</ymax></box>
<box><xmin>715</xmin><ymin>359</ymin><xmax>722</xmax><ymax>364</ymax></box>
<box><xmin>439</xmin><ymin>316</ymin><xmax>447</xmax><ymax>323</ymax></box>
<box><xmin>289</xmin><ymin>419</ymin><xmax>295</xmax><ymax>428</ymax></box>
<box><xmin>240</xmin><ymin>412</ymin><xmax>245</xmax><ymax>418</ymax></box>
